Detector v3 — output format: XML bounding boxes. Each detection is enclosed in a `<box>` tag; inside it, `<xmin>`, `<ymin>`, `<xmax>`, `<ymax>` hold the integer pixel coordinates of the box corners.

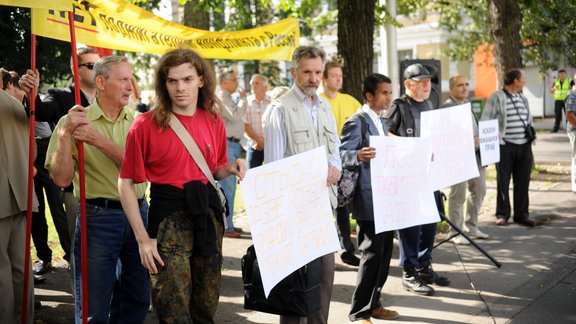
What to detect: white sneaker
<box><xmin>469</xmin><ymin>229</ymin><xmax>490</xmax><ymax>239</ymax></box>
<box><xmin>452</xmin><ymin>236</ymin><xmax>470</xmax><ymax>245</ymax></box>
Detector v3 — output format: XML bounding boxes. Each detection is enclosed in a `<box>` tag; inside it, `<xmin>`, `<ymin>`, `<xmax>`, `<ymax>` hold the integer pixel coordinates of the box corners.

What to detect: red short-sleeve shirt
<box><xmin>120</xmin><ymin>109</ymin><xmax>228</xmax><ymax>189</ymax></box>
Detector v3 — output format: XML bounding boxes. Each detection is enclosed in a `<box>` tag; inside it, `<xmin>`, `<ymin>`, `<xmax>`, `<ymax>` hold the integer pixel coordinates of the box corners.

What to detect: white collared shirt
<box><xmin>361</xmin><ymin>104</ymin><xmax>385</xmax><ymax>136</ymax></box>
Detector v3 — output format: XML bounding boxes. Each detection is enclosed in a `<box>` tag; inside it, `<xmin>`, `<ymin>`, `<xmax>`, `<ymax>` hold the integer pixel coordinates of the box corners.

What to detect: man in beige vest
<box><xmin>0</xmin><ymin>85</ymin><xmax>37</xmax><ymax>323</ymax></box>
<box><xmin>264</xmin><ymin>46</ymin><xmax>342</xmax><ymax>324</ymax></box>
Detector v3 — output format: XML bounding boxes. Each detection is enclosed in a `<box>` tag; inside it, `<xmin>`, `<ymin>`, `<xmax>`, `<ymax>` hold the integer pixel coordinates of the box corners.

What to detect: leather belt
<box><xmin>86</xmin><ymin>198</ymin><xmax>145</xmax><ymax>209</ymax></box>
<box><xmin>227</xmin><ymin>137</ymin><xmax>241</xmax><ymax>143</ymax></box>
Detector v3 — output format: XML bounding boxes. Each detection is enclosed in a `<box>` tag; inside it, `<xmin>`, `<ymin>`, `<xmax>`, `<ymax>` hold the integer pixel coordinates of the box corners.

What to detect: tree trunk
<box><xmin>183</xmin><ymin>0</ymin><xmax>210</xmax><ymax>29</ymax></box>
<box><xmin>488</xmin><ymin>0</ymin><xmax>523</xmax><ymax>88</ymax></box>
<box><xmin>337</xmin><ymin>0</ymin><xmax>375</xmax><ymax>102</ymax></box>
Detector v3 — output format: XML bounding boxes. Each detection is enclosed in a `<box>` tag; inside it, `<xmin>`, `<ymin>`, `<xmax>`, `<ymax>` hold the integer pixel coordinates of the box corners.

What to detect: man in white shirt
<box><xmin>244</xmin><ymin>74</ymin><xmax>270</xmax><ymax>168</ymax></box>
<box><xmin>340</xmin><ymin>73</ymin><xmax>399</xmax><ymax>323</ymax></box>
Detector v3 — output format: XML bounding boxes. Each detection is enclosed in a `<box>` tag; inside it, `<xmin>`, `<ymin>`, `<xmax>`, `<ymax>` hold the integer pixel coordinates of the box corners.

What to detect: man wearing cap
<box><xmin>550</xmin><ymin>69</ymin><xmax>570</xmax><ymax>133</ymax></box>
<box><xmin>386</xmin><ymin>63</ymin><xmax>450</xmax><ymax>296</ymax></box>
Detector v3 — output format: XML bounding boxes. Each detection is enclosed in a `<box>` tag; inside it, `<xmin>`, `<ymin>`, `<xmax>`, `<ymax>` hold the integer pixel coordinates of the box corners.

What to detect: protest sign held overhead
<box><xmin>421</xmin><ymin>103</ymin><xmax>480</xmax><ymax>190</ymax></box>
<box><xmin>240</xmin><ymin>147</ymin><xmax>340</xmax><ymax>297</ymax></box>
<box><xmin>31</xmin><ymin>0</ymin><xmax>299</xmax><ymax>60</ymax></box>
<box><xmin>370</xmin><ymin>136</ymin><xmax>439</xmax><ymax>233</ymax></box>
<box><xmin>479</xmin><ymin>119</ymin><xmax>500</xmax><ymax>166</ymax></box>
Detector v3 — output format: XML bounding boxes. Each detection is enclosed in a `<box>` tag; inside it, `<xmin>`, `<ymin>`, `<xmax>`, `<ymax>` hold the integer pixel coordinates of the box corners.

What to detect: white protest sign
<box><xmin>479</xmin><ymin>119</ymin><xmax>500</xmax><ymax>166</ymax></box>
<box><xmin>421</xmin><ymin>104</ymin><xmax>479</xmax><ymax>190</ymax></box>
<box><xmin>370</xmin><ymin>136</ymin><xmax>440</xmax><ymax>233</ymax></box>
<box><xmin>240</xmin><ymin>147</ymin><xmax>341</xmax><ymax>297</ymax></box>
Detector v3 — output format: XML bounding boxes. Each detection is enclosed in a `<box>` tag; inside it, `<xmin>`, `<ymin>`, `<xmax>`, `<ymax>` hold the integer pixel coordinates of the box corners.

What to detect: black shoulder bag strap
<box><xmin>397</xmin><ymin>98</ymin><xmax>415</xmax><ymax>137</ymax></box>
<box><xmin>503</xmin><ymin>89</ymin><xmax>529</xmax><ymax>128</ymax></box>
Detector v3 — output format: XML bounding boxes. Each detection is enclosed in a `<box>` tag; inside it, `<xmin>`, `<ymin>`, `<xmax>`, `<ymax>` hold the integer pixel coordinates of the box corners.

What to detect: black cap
<box><xmin>403</xmin><ymin>63</ymin><xmax>433</xmax><ymax>81</ymax></box>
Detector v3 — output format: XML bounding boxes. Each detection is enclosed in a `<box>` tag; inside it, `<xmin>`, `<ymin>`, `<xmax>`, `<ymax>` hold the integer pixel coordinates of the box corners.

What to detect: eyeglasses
<box><xmin>79</xmin><ymin>62</ymin><xmax>96</xmax><ymax>70</ymax></box>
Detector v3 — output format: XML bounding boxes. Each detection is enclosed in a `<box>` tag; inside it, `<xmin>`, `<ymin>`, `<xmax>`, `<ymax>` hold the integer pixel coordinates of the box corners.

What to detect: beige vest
<box><xmin>277</xmin><ymin>89</ymin><xmax>338</xmax><ymax>208</ymax></box>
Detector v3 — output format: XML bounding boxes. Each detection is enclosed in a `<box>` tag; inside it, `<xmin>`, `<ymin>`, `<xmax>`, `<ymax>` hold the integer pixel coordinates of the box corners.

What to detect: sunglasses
<box><xmin>79</xmin><ymin>62</ymin><xmax>96</xmax><ymax>70</ymax></box>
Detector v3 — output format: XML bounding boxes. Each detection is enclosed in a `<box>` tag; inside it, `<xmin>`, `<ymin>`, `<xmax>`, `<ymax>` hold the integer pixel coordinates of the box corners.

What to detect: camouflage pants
<box><xmin>151</xmin><ymin>209</ymin><xmax>223</xmax><ymax>324</ymax></box>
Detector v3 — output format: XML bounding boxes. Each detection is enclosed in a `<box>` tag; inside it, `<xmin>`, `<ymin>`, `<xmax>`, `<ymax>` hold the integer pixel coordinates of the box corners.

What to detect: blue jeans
<box><xmin>220</xmin><ymin>140</ymin><xmax>241</xmax><ymax>232</ymax></box>
<box><xmin>73</xmin><ymin>202</ymin><xmax>151</xmax><ymax>324</ymax></box>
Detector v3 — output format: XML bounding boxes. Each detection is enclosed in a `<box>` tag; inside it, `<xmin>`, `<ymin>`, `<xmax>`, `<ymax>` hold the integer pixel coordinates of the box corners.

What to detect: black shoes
<box><xmin>417</xmin><ymin>259</ymin><xmax>451</xmax><ymax>286</ymax></box>
<box><xmin>341</xmin><ymin>251</ymin><xmax>360</xmax><ymax>267</ymax></box>
<box><xmin>34</xmin><ymin>275</ymin><xmax>46</xmax><ymax>284</ymax></box>
<box><xmin>402</xmin><ymin>267</ymin><xmax>435</xmax><ymax>296</ymax></box>
<box><xmin>514</xmin><ymin>218</ymin><xmax>535</xmax><ymax>227</ymax></box>
<box><xmin>34</xmin><ymin>260</ymin><xmax>53</xmax><ymax>275</ymax></box>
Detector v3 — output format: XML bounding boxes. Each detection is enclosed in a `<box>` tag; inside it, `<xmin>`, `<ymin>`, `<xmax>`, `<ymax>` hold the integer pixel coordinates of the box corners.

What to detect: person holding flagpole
<box><xmin>45</xmin><ymin>55</ymin><xmax>150</xmax><ymax>323</ymax></box>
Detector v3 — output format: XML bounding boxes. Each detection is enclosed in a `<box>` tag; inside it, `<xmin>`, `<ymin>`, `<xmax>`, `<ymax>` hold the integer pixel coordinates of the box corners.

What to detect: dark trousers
<box><xmin>247</xmin><ymin>148</ymin><xmax>264</xmax><ymax>169</ymax></box>
<box><xmin>279</xmin><ymin>253</ymin><xmax>334</xmax><ymax>324</ymax></box>
<box><xmin>336</xmin><ymin>204</ymin><xmax>355</xmax><ymax>253</ymax></box>
<box><xmin>495</xmin><ymin>142</ymin><xmax>533</xmax><ymax>221</ymax></box>
<box><xmin>398</xmin><ymin>222</ymin><xmax>437</xmax><ymax>268</ymax></box>
<box><xmin>554</xmin><ymin>100</ymin><xmax>565</xmax><ymax>131</ymax></box>
<box><xmin>349</xmin><ymin>221</ymin><xmax>394</xmax><ymax>321</ymax></box>
<box><xmin>31</xmin><ymin>137</ymin><xmax>71</xmax><ymax>262</ymax></box>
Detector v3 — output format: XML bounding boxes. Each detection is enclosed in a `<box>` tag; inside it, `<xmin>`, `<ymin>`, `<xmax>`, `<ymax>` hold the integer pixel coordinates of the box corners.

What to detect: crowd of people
<box><xmin>0</xmin><ymin>43</ymin><xmax>547</xmax><ymax>323</ymax></box>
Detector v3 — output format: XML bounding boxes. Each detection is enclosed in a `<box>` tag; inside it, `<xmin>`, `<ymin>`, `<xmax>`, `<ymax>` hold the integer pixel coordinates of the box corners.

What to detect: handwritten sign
<box><xmin>370</xmin><ymin>136</ymin><xmax>440</xmax><ymax>233</ymax></box>
<box><xmin>421</xmin><ymin>104</ymin><xmax>480</xmax><ymax>190</ymax></box>
<box><xmin>479</xmin><ymin>119</ymin><xmax>500</xmax><ymax>166</ymax></box>
<box><xmin>240</xmin><ymin>147</ymin><xmax>340</xmax><ymax>297</ymax></box>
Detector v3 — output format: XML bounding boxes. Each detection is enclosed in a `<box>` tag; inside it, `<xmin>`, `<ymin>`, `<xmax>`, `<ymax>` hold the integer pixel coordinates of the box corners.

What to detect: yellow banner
<box><xmin>31</xmin><ymin>0</ymin><xmax>299</xmax><ymax>60</ymax></box>
<box><xmin>0</xmin><ymin>0</ymin><xmax>70</xmax><ymax>10</ymax></box>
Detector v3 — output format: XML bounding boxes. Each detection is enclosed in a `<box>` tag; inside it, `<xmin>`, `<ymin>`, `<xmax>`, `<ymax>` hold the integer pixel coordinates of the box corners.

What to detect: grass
<box><xmin>32</xmin><ymin>198</ymin><xmax>65</xmax><ymax>262</ymax></box>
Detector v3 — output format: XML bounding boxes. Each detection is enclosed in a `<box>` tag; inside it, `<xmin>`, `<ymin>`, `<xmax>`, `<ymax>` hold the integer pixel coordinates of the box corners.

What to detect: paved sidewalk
<box><xmin>33</xmin><ymin>120</ymin><xmax>575</xmax><ymax>323</ymax></box>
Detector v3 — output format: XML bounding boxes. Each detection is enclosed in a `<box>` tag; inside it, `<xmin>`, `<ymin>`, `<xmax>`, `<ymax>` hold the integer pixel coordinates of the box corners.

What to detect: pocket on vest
<box><xmin>294</xmin><ymin>129</ymin><xmax>313</xmax><ymax>151</ymax></box>
<box><xmin>322</xmin><ymin>126</ymin><xmax>337</xmax><ymax>154</ymax></box>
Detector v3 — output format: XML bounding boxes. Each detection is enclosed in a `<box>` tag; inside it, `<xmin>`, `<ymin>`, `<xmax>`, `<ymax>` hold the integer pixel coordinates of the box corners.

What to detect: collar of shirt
<box><xmin>449</xmin><ymin>96</ymin><xmax>468</xmax><ymax>105</ymax></box>
<box><xmin>361</xmin><ymin>104</ymin><xmax>385</xmax><ymax>136</ymax></box>
<box><xmin>292</xmin><ymin>85</ymin><xmax>322</xmax><ymax>130</ymax></box>
<box><xmin>247</xmin><ymin>94</ymin><xmax>271</xmax><ymax>107</ymax></box>
<box><xmin>88</xmin><ymin>100</ymin><xmax>131</xmax><ymax>122</ymax></box>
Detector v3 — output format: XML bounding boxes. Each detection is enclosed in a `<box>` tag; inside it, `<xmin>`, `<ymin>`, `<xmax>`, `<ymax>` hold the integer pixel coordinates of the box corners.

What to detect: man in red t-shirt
<box><xmin>118</xmin><ymin>49</ymin><xmax>246</xmax><ymax>323</ymax></box>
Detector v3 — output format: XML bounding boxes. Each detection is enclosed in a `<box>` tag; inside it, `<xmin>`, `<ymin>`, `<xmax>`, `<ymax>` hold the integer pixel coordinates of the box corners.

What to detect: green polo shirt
<box><xmin>46</xmin><ymin>101</ymin><xmax>147</xmax><ymax>200</ymax></box>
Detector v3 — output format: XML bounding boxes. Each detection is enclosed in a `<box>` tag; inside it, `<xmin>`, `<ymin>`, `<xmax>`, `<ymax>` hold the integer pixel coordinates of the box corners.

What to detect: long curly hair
<box><xmin>153</xmin><ymin>49</ymin><xmax>218</xmax><ymax>129</ymax></box>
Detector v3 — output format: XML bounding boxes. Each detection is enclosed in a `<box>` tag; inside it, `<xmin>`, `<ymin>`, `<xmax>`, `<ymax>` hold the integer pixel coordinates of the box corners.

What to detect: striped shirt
<box><xmin>503</xmin><ymin>93</ymin><xmax>529</xmax><ymax>145</ymax></box>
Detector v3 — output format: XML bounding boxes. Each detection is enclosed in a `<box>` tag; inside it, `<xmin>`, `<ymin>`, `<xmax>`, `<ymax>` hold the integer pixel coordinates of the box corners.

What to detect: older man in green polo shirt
<box><xmin>45</xmin><ymin>56</ymin><xmax>150</xmax><ymax>323</ymax></box>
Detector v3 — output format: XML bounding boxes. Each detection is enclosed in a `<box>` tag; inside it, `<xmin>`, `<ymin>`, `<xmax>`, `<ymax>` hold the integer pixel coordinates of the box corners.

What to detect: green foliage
<box><xmin>432</xmin><ymin>0</ymin><xmax>491</xmax><ymax>63</ymax></box>
<box><xmin>520</xmin><ymin>1</ymin><xmax>576</xmax><ymax>71</ymax></box>
<box><xmin>0</xmin><ymin>7</ymin><xmax>72</xmax><ymax>88</ymax></box>
<box><xmin>428</xmin><ymin>0</ymin><xmax>576</xmax><ymax>71</ymax></box>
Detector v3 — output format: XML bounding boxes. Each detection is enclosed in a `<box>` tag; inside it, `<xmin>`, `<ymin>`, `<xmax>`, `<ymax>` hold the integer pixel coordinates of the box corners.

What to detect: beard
<box><xmin>301</xmin><ymin>83</ymin><xmax>318</xmax><ymax>96</ymax></box>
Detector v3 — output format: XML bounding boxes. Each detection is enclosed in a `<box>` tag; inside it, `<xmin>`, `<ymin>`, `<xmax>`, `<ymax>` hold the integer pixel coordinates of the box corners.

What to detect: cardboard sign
<box><xmin>479</xmin><ymin>119</ymin><xmax>500</xmax><ymax>166</ymax></box>
<box><xmin>240</xmin><ymin>147</ymin><xmax>340</xmax><ymax>297</ymax></box>
<box><xmin>421</xmin><ymin>104</ymin><xmax>480</xmax><ymax>190</ymax></box>
<box><xmin>370</xmin><ymin>136</ymin><xmax>439</xmax><ymax>233</ymax></box>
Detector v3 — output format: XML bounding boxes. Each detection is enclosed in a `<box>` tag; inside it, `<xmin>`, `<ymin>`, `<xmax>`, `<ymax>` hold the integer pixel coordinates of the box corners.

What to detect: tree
<box><xmin>432</xmin><ymin>0</ymin><xmax>576</xmax><ymax>85</ymax></box>
<box><xmin>337</xmin><ymin>0</ymin><xmax>376</xmax><ymax>101</ymax></box>
<box><xmin>0</xmin><ymin>7</ymin><xmax>72</xmax><ymax>88</ymax></box>
<box><xmin>488</xmin><ymin>0</ymin><xmax>523</xmax><ymax>86</ymax></box>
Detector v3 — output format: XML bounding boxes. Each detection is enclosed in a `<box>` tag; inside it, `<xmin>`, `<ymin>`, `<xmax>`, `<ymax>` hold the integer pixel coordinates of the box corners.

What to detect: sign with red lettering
<box><xmin>370</xmin><ymin>136</ymin><xmax>439</xmax><ymax>233</ymax></box>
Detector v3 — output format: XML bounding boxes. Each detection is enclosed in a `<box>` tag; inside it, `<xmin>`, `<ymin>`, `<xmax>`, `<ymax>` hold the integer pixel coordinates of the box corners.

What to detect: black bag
<box><xmin>525</xmin><ymin>125</ymin><xmax>537</xmax><ymax>143</ymax></box>
<box><xmin>241</xmin><ymin>245</ymin><xmax>322</xmax><ymax>316</ymax></box>
<box><xmin>336</xmin><ymin>115</ymin><xmax>368</xmax><ymax>207</ymax></box>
